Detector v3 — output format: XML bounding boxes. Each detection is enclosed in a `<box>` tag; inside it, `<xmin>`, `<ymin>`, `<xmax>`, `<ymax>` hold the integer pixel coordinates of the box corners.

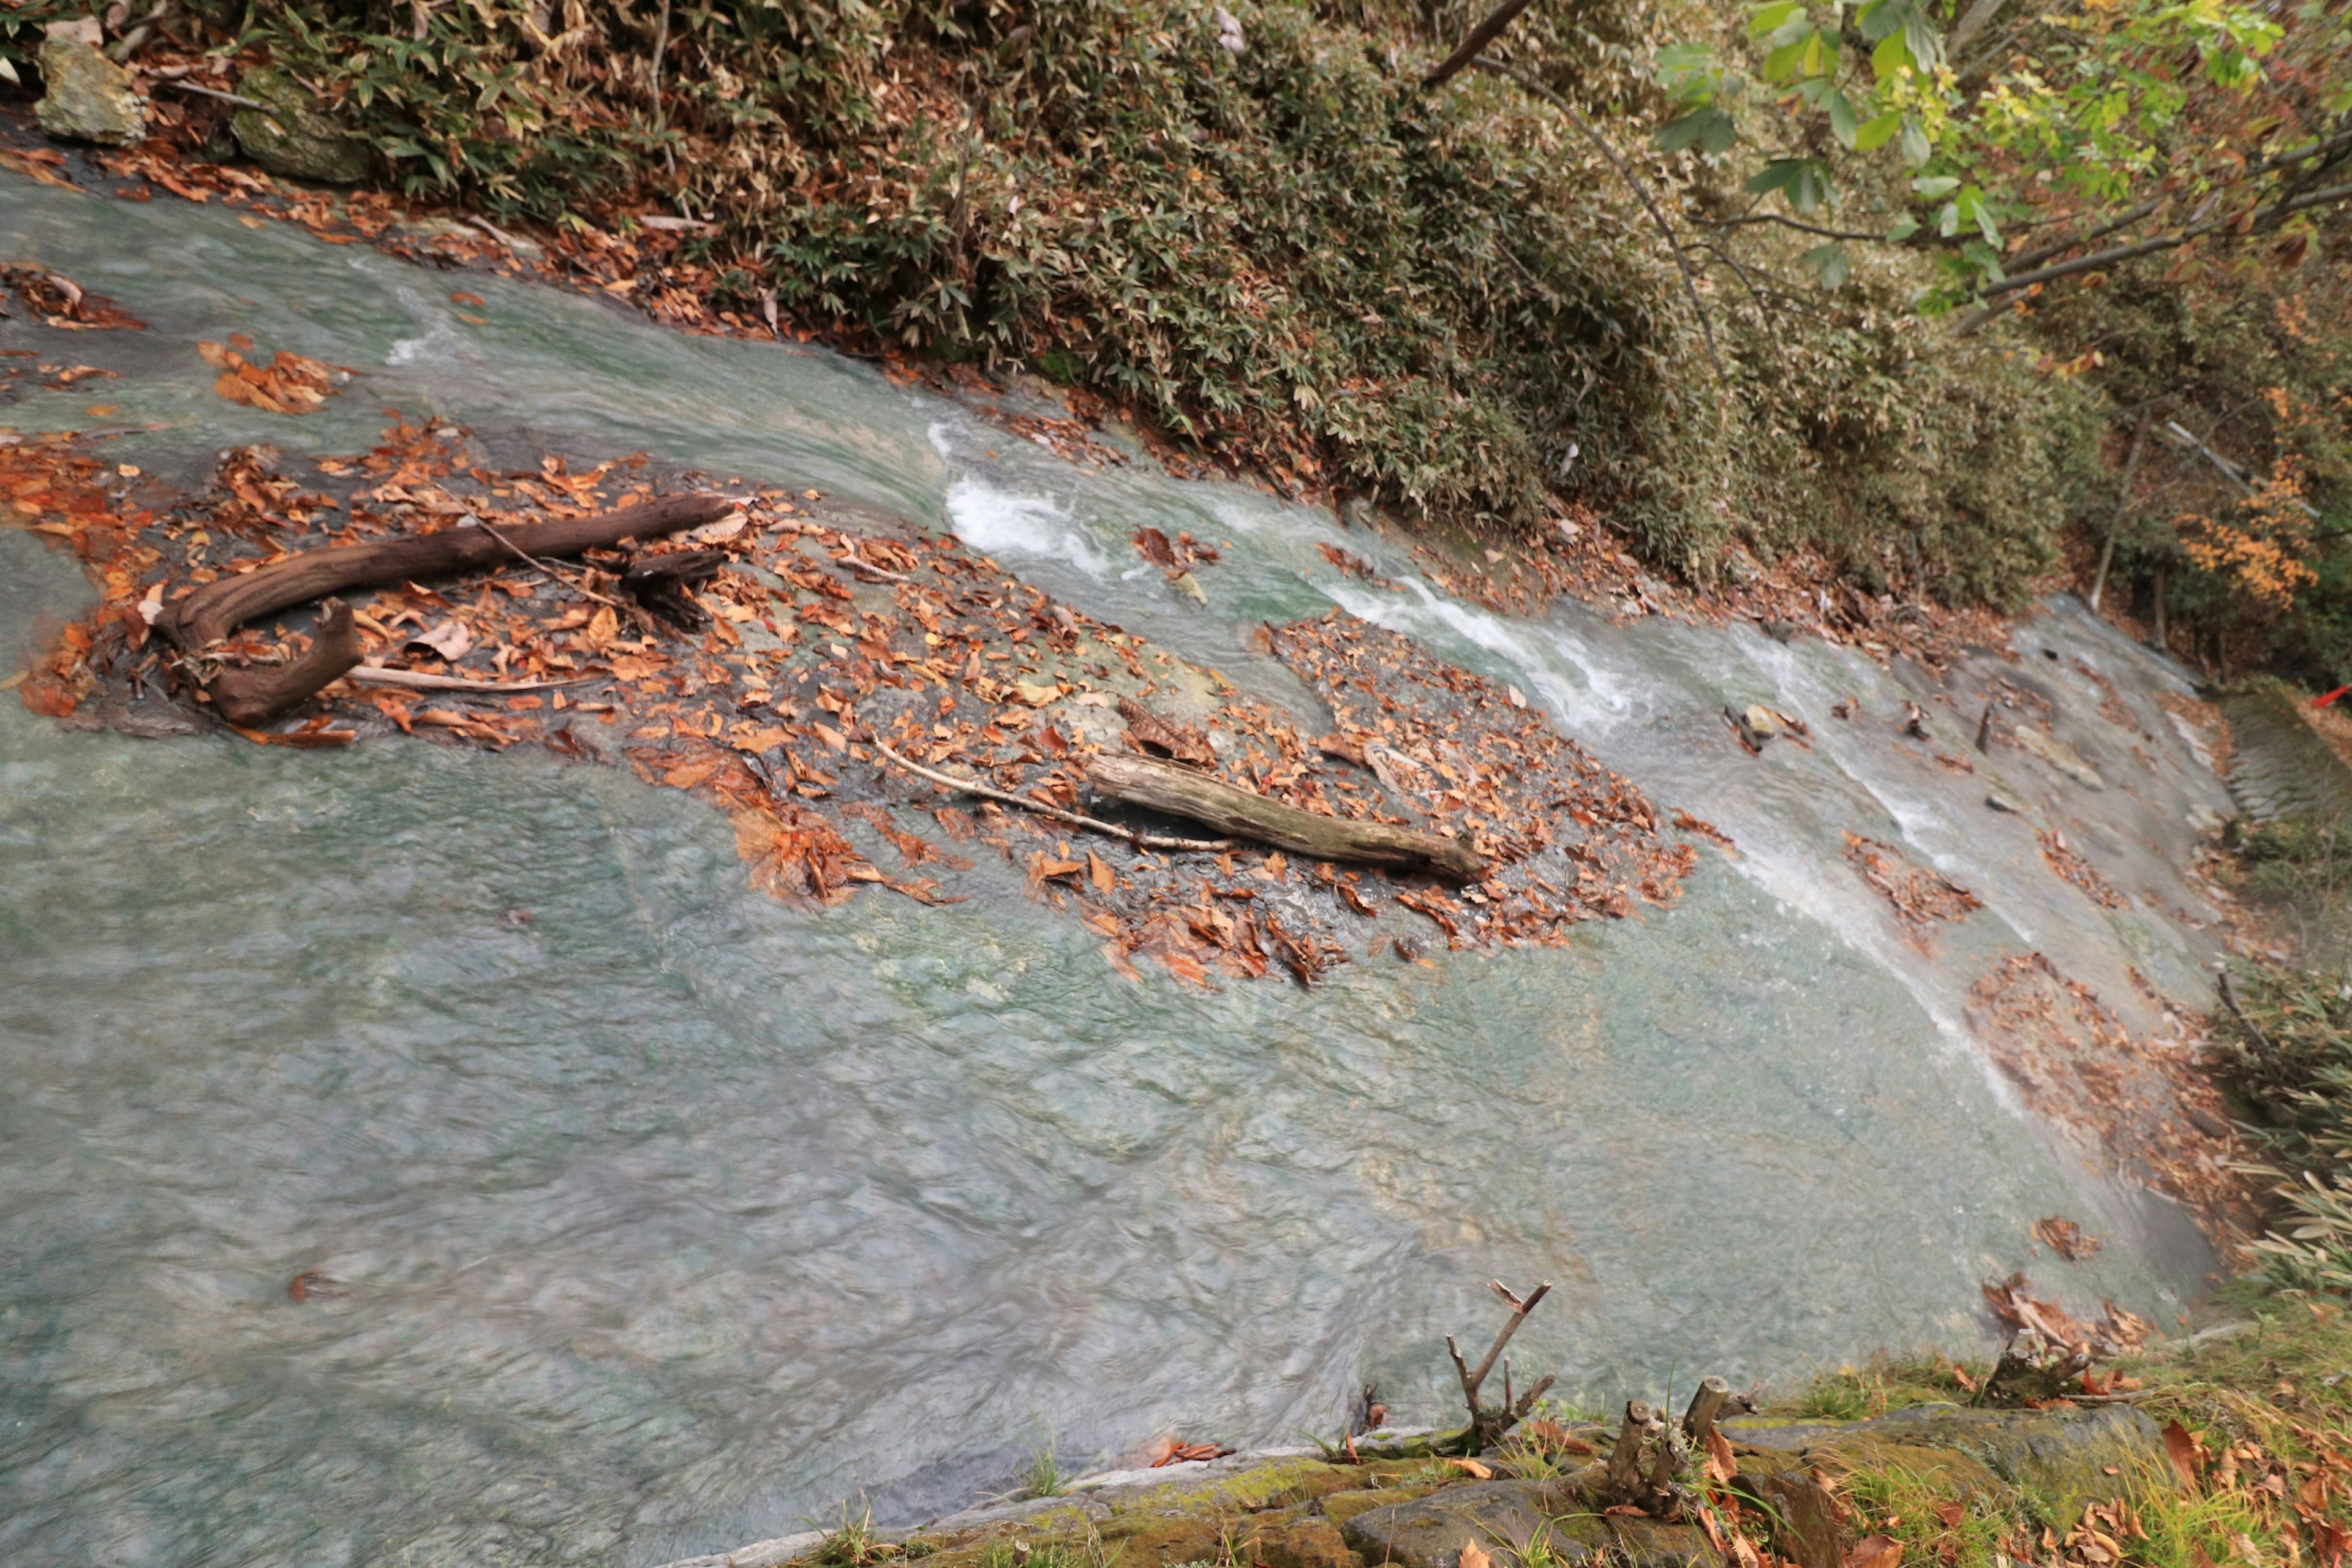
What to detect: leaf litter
<box><xmin>7</xmin><ymin>413</ymin><xmax>1719</xmax><ymax>989</ymax></box>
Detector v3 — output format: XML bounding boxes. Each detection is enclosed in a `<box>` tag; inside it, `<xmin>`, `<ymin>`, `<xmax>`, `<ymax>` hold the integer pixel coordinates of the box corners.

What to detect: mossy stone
<box><xmin>36</xmin><ymin>37</ymin><xmax>146</xmax><ymax>146</ymax></box>
<box><xmin>230</xmin><ymin>69</ymin><xmax>371</xmax><ymax>185</ymax></box>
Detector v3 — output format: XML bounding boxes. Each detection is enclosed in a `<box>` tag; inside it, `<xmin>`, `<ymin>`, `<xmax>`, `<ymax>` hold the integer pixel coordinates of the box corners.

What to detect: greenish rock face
<box><xmin>34</xmin><ymin>39</ymin><xmax>146</xmax><ymax>146</ymax></box>
<box><xmin>230</xmin><ymin>69</ymin><xmax>372</xmax><ymax>185</ymax></box>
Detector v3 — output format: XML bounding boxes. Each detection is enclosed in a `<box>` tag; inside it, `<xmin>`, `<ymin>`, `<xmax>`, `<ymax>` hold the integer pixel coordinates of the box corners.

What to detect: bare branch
<box><xmin>1956</xmin><ymin>179</ymin><xmax>2352</xmax><ymax>332</ymax></box>
<box><xmin>1421</xmin><ymin>0</ymin><xmax>1535</xmax><ymax>89</ymax></box>
<box><xmin>1707</xmin><ymin>212</ymin><xmax>1883</xmax><ymax>242</ymax></box>
<box><xmin>1446</xmin><ymin>1333</ymin><xmax>1482</xmax><ymax>1411</ymax></box>
<box><xmin>1466</xmin><ymin>1279</ymin><xmax>1550</xmax><ymax>1395</ymax></box>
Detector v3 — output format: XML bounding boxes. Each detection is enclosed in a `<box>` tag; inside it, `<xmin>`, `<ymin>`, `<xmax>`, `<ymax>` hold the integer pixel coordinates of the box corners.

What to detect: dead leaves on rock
<box><xmin>1842</xmin><ymin>831</ymin><xmax>1982</xmax><ymax>948</ymax></box>
<box><xmin>2039</xmin><ymin>827</ymin><xmax>2130</xmax><ymax>910</ymax></box>
<box><xmin>1981</xmin><ymin>1272</ymin><xmax>2149</xmax><ymax>1360</ymax></box>
<box><xmin>0</xmin><ymin>263</ymin><xmax>145</xmax><ymax>330</ymax></box>
<box><xmin>1969</xmin><ymin>952</ymin><xmax>2259</xmax><ymax>1251</ymax></box>
<box><xmin>2033</xmin><ymin>1215</ymin><xmax>2103</xmax><ymax>1262</ymax></box>
<box><xmin>198</xmin><ymin>334</ymin><xmax>349</xmax><ymax>414</ymax></box>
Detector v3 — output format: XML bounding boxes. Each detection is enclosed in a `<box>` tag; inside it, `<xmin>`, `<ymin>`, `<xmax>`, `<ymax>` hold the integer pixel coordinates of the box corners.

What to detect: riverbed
<box><xmin>0</xmin><ymin>165</ymin><xmax>2239</xmax><ymax>1567</ymax></box>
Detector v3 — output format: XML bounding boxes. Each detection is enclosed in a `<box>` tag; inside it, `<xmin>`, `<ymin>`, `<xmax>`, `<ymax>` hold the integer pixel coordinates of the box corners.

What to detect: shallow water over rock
<box><xmin>0</xmin><ymin>170</ymin><xmax>2241</xmax><ymax>1567</ymax></box>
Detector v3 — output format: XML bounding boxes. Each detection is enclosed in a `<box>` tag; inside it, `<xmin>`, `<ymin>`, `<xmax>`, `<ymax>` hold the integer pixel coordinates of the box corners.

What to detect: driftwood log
<box><xmin>208</xmin><ymin>598</ymin><xmax>361</xmax><ymax>727</ymax></box>
<box><xmin>162</xmin><ymin>493</ymin><xmax>734</xmax><ymax>649</ymax></box>
<box><xmin>1084</xmin><ymin>752</ymin><xmax>1487</xmax><ymax>880</ymax></box>
<box><xmin>157</xmin><ymin>493</ymin><xmax>733</xmax><ymax>727</ymax></box>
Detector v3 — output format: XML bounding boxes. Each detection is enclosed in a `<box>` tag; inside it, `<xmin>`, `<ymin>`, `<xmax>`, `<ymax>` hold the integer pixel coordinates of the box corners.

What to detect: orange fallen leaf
<box><xmin>2163</xmin><ymin>1422</ymin><xmax>2205</xmax><ymax>1494</ymax></box>
<box><xmin>1703</xmin><ymin>1425</ymin><xmax>1737</xmax><ymax>1483</ymax></box>
<box><xmin>1448</xmin><ymin>1458</ymin><xmax>1493</xmax><ymax>1480</ymax></box>
<box><xmin>1847</xmin><ymin>1535</ymin><xmax>1902</xmax><ymax>1568</ymax></box>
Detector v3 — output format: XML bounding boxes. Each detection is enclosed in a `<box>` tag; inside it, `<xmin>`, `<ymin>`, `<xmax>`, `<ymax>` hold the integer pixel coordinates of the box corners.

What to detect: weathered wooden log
<box><xmin>620</xmin><ymin>548</ymin><xmax>728</xmax><ymax>630</ymax></box>
<box><xmin>1084</xmin><ymin>751</ymin><xmax>1487</xmax><ymax>880</ymax></box>
<box><xmin>162</xmin><ymin>493</ymin><xmax>733</xmax><ymax>648</ymax></box>
<box><xmin>208</xmin><ymin>599</ymin><xmax>363</xmax><ymax>726</ymax></box>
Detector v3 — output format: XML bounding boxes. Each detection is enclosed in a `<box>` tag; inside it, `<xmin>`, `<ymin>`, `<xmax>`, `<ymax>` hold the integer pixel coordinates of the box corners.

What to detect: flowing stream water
<box><xmin>0</xmin><ymin>172</ymin><xmax>2244</xmax><ymax>1567</ymax></box>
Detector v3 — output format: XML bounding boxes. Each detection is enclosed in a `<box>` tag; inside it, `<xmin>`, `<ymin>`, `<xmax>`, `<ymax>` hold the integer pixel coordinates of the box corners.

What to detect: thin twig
<box><xmin>839</xmin><ymin>545</ymin><xmax>912</xmax><ymax>583</ymax></box>
<box><xmin>346</xmin><ymin>664</ymin><xmax>604</xmax><ymax>693</ymax></box>
<box><xmin>872</xmin><ymin>739</ymin><xmax>1234</xmax><ymax>853</ymax></box>
<box><xmin>475</xmin><ymin>517</ymin><xmax>622</xmax><ymax>605</ymax></box>
<box><xmin>1466</xmin><ymin>1278</ymin><xmax>1551</xmax><ymax>1396</ymax></box>
<box><xmin>2219</xmin><ymin>970</ymin><xmax>2277</xmax><ymax>1062</ymax></box>
<box><xmin>1468</xmin><ymin>56</ymin><xmax>1727</xmax><ymax>390</ymax></box>
<box><xmin>155</xmin><ymin>80</ymin><xmax>268</xmax><ymax>110</ymax></box>
<box><xmin>1706</xmin><ymin>212</ymin><xmax>1882</xmax><ymax>243</ymax></box>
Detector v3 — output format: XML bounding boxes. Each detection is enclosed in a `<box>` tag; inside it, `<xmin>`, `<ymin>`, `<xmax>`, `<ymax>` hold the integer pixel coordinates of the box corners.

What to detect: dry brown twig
<box><xmin>1442</xmin><ymin>1279</ymin><xmax>1558</xmax><ymax>1454</ymax></box>
<box><xmin>872</xmin><ymin>739</ymin><xmax>1235</xmax><ymax>853</ymax></box>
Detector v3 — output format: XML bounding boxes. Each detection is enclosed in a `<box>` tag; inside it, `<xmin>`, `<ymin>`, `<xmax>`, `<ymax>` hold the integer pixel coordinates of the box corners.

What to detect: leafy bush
<box><xmin>212</xmin><ymin>0</ymin><xmax>2089</xmax><ymax>596</ymax></box>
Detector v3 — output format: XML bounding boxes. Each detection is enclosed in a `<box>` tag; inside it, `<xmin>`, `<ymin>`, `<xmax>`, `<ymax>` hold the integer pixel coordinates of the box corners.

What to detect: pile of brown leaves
<box><xmin>0</xmin><ymin>262</ymin><xmax>146</xmax><ymax>331</ymax></box>
<box><xmin>1842</xmin><ymin>831</ymin><xmax>1983</xmax><ymax>948</ymax></box>
<box><xmin>2032</xmin><ymin>1214</ymin><xmax>2104</xmax><ymax>1262</ymax></box>
<box><xmin>1982</xmin><ymin>1272</ymin><xmax>2150</xmax><ymax>1360</ymax></box>
<box><xmin>2038</xmin><ymin>828</ymin><xmax>2130</xmax><ymax>910</ymax></box>
<box><xmin>198</xmin><ymin>336</ymin><xmax>349</xmax><ymax>415</ymax></box>
<box><xmin>13</xmin><ymin>404</ymin><xmax>1716</xmax><ymax>987</ymax></box>
<box><xmin>1967</xmin><ymin>951</ymin><xmax>2257</xmax><ymax>1248</ymax></box>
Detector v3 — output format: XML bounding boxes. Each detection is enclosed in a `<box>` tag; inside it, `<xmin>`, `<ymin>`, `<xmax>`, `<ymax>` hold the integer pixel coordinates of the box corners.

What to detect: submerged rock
<box><xmin>36</xmin><ymin>31</ymin><xmax>147</xmax><ymax>146</ymax></box>
<box><xmin>232</xmin><ymin>69</ymin><xmax>372</xmax><ymax>185</ymax></box>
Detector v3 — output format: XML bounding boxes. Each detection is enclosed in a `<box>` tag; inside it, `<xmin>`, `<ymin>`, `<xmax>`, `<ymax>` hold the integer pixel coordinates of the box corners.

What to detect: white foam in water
<box><xmin>942</xmin><ymin>474</ymin><xmax>1111</xmax><ymax>577</ymax></box>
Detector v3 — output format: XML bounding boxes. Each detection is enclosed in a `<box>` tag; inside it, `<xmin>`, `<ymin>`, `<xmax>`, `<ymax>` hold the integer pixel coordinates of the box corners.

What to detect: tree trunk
<box><xmin>1084</xmin><ymin>752</ymin><xmax>1488</xmax><ymax>880</ymax></box>
<box><xmin>2090</xmin><ymin>415</ymin><xmax>2150</xmax><ymax>614</ymax></box>
<box><xmin>162</xmin><ymin>493</ymin><xmax>734</xmax><ymax>648</ymax></box>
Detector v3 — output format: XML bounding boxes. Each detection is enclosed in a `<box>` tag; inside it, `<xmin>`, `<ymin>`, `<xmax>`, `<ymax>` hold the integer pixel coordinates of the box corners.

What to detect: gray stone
<box><xmin>36</xmin><ymin>34</ymin><xmax>147</xmax><ymax>146</ymax></box>
<box><xmin>232</xmin><ymin>69</ymin><xmax>372</xmax><ymax>184</ymax></box>
<box><xmin>1338</xmin><ymin>1480</ymin><xmax>1588</xmax><ymax>1568</ymax></box>
<box><xmin>2011</xmin><ymin>723</ymin><xmax>2106</xmax><ymax>789</ymax></box>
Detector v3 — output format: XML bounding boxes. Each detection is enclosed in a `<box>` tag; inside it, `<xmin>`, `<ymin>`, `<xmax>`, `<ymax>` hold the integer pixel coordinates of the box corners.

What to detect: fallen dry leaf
<box><xmin>2163</xmin><ymin>1421</ymin><xmax>2206</xmax><ymax>1493</ymax></box>
<box><xmin>404</xmin><ymin>619</ymin><xmax>473</xmax><ymax>662</ymax></box>
<box><xmin>1847</xmin><ymin>1535</ymin><xmax>1903</xmax><ymax>1568</ymax></box>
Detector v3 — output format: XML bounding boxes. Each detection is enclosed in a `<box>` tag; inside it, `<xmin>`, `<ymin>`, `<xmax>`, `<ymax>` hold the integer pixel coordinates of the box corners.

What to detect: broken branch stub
<box><xmin>208</xmin><ymin>597</ymin><xmax>361</xmax><ymax>726</ymax></box>
<box><xmin>1682</xmin><ymin>1374</ymin><xmax>1731</xmax><ymax>1447</ymax></box>
<box><xmin>1607</xmin><ymin>1401</ymin><xmax>1653</xmax><ymax>1494</ymax></box>
<box><xmin>162</xmin><ymin>493</ymin><xmax>733</xmax><ymax>649</ymax></box>
<box><xmin>1084</xmin><ymin>751</ymin><xmax>1487</xmax><ymax>880</ymax></box>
